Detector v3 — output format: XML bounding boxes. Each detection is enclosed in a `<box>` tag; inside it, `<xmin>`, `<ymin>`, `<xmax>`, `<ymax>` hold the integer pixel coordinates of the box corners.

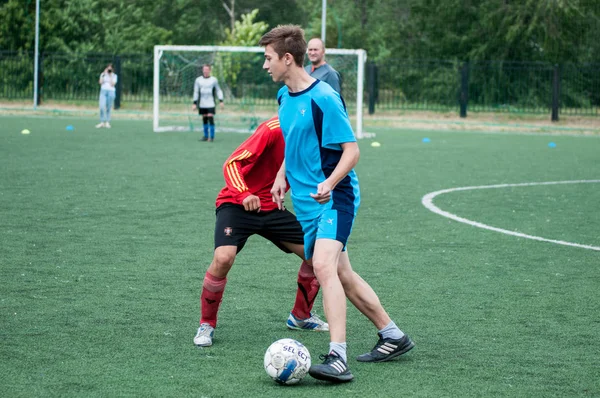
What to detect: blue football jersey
<box><xmin>277</xmin><ymin>80</ymin><xmax>360</xmax><ymax>221</ymax></box>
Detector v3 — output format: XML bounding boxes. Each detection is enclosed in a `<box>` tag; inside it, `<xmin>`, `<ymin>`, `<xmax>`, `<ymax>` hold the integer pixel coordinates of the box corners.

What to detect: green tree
<box><xmin>41</xmin><ymin>0</ymin><xmax>172</xmax><ymax>54</ymax></box>
<box><xmin>0</xmin><ymin>0</ymin><xmax>37</xmax><ymax>51</ymax></box>
<box><xmin>221</xmin><ymin>9</ymin><xmax>268</xmax><ymax>46</ymax></box>
<box><xmin>468</xmin><ymin>0</ymin><xmax>591</xmax><ymax>63</ymax></box>
<box><xmin>149</xmin><ymin>0</ymin><xmax>227</xmax><ymax>46</ymax></box>
<box><xmin>1</xmin><ymin>0</ymin><xmax>598</xmax><ymax>65</ymax></box>
<box><xmin>215</xmin><ymin>9</ymin><xmax>268</xmax><ymax>94</ymax></box>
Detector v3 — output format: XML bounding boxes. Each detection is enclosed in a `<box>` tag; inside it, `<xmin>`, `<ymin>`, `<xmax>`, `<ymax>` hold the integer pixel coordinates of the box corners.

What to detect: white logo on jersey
<box><xmin>300</xmin><ymin>109</ymin><xmax>306</xmax><ymax>116</ymax></box>
<box><xmin>326</xmin><ymin>218</ymin><xmax>334</xmax><ymax>225</ymax></box>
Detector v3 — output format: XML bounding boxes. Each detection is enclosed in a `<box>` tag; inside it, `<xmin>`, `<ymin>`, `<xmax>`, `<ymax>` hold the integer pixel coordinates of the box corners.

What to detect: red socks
<box><xmin>200</xmin><ymin>272</ymin><xmax>227</xmax><ymax>328</ymax></box>
<box><xmin>291</xmin><ymin>261</ymin><xmax>320</xmax><ymax>319</ymax></box>
<box><xmin>201</xmin><ymin>262</ymin><xmax>318</xmax><ymax>326</ymax></box>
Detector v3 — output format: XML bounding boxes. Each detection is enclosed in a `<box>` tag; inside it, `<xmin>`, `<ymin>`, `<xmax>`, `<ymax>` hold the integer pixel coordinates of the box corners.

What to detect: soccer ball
<box><xmin>263</xmin><ymin>338</ymin><xmax>311</xmax><ymax>385</ymax></box>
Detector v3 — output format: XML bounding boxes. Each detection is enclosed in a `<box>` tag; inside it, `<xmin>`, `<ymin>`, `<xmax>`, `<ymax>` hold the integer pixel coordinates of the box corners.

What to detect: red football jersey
<box><xmin>215</xmin><ymin>117</ymin><xmax>287</xmax><ymax>212</ymax></box>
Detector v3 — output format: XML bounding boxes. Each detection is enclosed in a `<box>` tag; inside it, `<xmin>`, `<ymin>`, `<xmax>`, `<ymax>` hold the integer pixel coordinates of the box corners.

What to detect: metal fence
<box><xmin>1</xmin><ymin>51</ymin><xmax>598</xmax><ymax>118</ymax></box>
<box><xmin>370</xmin><ymin>59</ymin><xmax>600</xmax><ymax>117</ymax></box>
<box><xmin>466</xmin><ymin>61</ymin><xmax>555</xmax><ymax>114</ymax></box>
<box><xmin>369</xmin><ymin>60</ymin><xmax>459</xmax><ymax>112</ymax></box>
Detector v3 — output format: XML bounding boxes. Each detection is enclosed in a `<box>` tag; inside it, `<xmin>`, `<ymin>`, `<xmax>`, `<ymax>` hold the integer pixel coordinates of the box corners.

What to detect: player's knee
<box><xmin>312</xmin><ymin>260</ymin><xmax>335</xmax><ymax>281</ymax></box>
<box><xmin>207</xmin><ymin>116</ymin><xmax>214</xmax><ymax>125</ymax></box>
<box><xmin>210</xmin><ymin>252</ymin><xmax>235</xmax><ymax>276</ymax></box>
<box><xmin>202</xmin><ymin>116</ymin><xmax>209</xmax><ymax>124</ymax></box>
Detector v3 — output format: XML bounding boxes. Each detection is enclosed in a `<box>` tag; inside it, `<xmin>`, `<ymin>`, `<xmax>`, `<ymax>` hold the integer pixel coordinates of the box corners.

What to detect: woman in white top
<box><xmin>96</xmin><ymin>63</ymin><xmax>118</xmax><ymax>128</ymax></box>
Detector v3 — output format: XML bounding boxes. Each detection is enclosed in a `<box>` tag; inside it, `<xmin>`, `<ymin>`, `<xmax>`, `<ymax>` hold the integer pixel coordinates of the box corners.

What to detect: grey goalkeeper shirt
<box><xmin>193</xmin><ymin>76</ymin><xmax>224</xmax><ymax>108</ymax></box>
<box><xmin>305</xmin><ymin>63</ymin><xmax>341</xmax><ymax>94</ymax></box>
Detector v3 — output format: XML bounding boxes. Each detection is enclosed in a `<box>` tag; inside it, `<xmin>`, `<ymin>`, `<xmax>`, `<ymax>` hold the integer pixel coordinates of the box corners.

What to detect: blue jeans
<box><xmin>99</xmin><ymin>89</ymin><xmax>116</xmax><ymax>122</ymax></box>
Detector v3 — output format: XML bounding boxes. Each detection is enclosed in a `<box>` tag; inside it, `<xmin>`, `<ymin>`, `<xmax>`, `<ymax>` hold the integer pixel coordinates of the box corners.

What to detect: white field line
<box><xmin>421</xmin><ymin>180</ymin><xmax>600</xmax><ymax>251</ymax></box>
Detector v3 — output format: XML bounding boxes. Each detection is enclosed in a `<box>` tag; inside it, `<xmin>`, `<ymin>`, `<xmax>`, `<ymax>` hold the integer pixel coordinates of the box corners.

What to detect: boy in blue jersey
<box><xmin>259</xmin><ymin>25</ymin><xmax>414</xmax><ymax>383</ymax></box>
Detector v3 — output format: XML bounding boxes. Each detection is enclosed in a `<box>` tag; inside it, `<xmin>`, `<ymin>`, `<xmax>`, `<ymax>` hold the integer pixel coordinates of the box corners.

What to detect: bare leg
<box><xmin>337</xmin><ymin>251</ymin><xmax>391</xmax><ymax>330</ymax></box>
<box><xmin>280</xmin><ymin>241</ymin><xmax>305</xmax><ymax>261</ymax></box>
<box><xmin>311</xmin><ymin>239</ymin><xmax>345</xmax><ymax>343</ymax></box>
<box><xmin>207</xmin><ymin>245</ymin><xmax>237</xmax><ymax>278</ymax></box>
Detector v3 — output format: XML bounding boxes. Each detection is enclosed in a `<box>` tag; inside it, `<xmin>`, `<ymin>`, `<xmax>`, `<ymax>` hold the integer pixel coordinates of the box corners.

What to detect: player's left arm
<box><xmin>310</xmin><ymin>142</ymin><xmax>359</xmax><ymax>204</ymax></box>
<box><xmin>214</xmin><ymin>78</ymin><xmax>224</xmax><ymax>108</ymax></box>
<box><xmin>310</xmin><ymin>89</ymin><xmax>357</xmax><ymax>203</ymax></box>
<box><xmin>327</xmin><ymin>69</ymin><xmax>341</xmax><ymax>94</ymax></box>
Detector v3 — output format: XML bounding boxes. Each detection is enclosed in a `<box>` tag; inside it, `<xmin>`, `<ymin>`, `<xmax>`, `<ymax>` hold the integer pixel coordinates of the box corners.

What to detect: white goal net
<box><xmin>153</xmin><ymin>45</ymin><xmax>367</xmax><ymax>137</ymax></box>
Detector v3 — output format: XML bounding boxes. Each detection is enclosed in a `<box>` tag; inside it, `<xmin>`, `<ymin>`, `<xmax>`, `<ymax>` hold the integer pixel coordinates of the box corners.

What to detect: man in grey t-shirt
<box><xmin>304</xmin><ymin>38</ymin><xmax>341</xmax><ymax>94</ymax></box>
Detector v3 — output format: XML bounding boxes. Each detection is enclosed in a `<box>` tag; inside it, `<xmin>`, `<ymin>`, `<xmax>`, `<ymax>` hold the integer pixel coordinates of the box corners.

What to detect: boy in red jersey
<box><xmin>194</xmin><ymin>116</ymin><xmax>328</xmax><ymax>347</ymax></box>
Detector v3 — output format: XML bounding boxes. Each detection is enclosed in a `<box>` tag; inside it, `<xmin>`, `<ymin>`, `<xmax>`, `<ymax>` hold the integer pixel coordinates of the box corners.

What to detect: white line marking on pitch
<box><xmin>421</xmin><ymin>180</ymin><xmax>600</xmax><ymax>251</ymax></box>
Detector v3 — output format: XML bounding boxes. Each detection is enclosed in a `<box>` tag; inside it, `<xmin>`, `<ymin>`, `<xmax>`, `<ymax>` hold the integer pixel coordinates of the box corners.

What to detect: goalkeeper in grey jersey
<box><xmin>192</xmin><ymin>64</ymin><xmax>224</xmax><ymax>142</ymax></box>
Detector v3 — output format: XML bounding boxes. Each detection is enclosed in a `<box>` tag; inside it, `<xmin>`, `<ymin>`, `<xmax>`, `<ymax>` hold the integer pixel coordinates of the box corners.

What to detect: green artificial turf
<box><xmin>1</xmin><ymin>115</ymin><xmax>599</xmax><ymax>397</ymax></box>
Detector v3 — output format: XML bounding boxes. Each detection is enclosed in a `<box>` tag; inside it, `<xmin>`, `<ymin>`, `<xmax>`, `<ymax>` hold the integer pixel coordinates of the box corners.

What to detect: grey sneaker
<box><xmin>286</xmin><ymin>312</ymin><xmax>329</xmax><ymax>331</ymax></box>
<box><xmin>308</xmin><ymin>351</ymin><xmax>354</xmax><ymax>383</ymax></box>
<box><xmin>194</xmin><ymin>323</ymin><xmax>214</xmax><ymax>347</ymax></box>
<box><xmin>356</xmin><ymin>333</ymin><xmax>415</xmax><ymax>362</ymax></box>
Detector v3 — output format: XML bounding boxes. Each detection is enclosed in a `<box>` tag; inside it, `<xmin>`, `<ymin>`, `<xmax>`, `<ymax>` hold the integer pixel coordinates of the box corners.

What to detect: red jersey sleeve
<box><xmin>222</xmin><ymin>119</ymin><xmax>276</xmax><ymax>204</ymax></box>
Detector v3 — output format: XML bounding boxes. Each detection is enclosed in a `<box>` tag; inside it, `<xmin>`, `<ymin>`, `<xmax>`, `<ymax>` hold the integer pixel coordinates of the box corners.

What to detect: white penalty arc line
<box><xmin>421</xmin><ymin>180</ymin><xmax>600</xmax><ymax>252</ymax></box>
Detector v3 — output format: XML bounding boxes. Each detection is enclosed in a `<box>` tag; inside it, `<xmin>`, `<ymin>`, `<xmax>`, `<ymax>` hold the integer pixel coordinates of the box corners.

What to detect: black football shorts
<box><xmin>214</xmin><ymin>203</ymin><xmax>304</xmax><ymax>253</ymax></box>
<box><xmin>199</xmin><ymin>107</ymin><xmax>216</xmax><ymax>115</ymax></box>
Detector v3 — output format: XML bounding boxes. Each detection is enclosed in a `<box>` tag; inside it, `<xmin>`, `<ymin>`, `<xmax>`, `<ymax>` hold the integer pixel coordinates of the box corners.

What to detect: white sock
<box><xmin>329</xmin><ymin>342</ymin><xmax>347</xmax><ymax>362</ymax></box>
<box><xmin>379</xmin><ymin>320</ymin><xmax>404</xmax><ymax>340</ymax></box>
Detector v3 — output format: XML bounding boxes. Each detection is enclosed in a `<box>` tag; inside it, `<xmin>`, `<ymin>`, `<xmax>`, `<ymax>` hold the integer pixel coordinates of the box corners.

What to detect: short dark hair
<box><xmin>259</xmin><ymin>25</ymin><xmax>306</xmax><ymax>67</ymax></box>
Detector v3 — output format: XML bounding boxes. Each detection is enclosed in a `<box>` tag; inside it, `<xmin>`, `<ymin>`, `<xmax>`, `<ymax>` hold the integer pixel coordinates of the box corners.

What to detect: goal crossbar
<box><xmin>153</xmin><ymin>45</ymin><xmax>367</xmax><ymax>137</ymax></box>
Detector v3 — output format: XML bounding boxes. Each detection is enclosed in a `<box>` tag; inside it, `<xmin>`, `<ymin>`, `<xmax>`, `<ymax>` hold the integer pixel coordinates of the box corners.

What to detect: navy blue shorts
<box><xmin>299</xmin><ymin>209</ymin><xmax>354</xmax><ymax>260</ymax></box>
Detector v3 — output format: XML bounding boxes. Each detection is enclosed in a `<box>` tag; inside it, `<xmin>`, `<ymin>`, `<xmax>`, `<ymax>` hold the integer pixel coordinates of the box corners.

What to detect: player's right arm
<box><xmin>271</xmin><ymin>160</ymin><xmax>287</xmax><ymax>210</ymax></box>
<box><xmin>223</xmin><ymin>147</ymin><xmax>253</xmax><ymax>208</ymax></box>
<box><xmin>331</xmin><ymin>70</ymin><xmax>341</xmax><ymax>93</ymax></box>
<box><xmin>222</xmin><ymin>120</ymin><xmax>274</xmax><ymax>211</ymax></box>
<box><xmin>192</xmin><ymin>78</ymin><xmax>199</xmax><ymax>110</ymax></box>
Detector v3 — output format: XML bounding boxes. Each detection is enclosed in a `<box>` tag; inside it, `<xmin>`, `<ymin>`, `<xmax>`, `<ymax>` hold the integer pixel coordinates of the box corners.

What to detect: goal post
<box><xmin>153</xmin><ymin>45</ymin><xmax>367</xmax><ymax>138</ymax></box>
